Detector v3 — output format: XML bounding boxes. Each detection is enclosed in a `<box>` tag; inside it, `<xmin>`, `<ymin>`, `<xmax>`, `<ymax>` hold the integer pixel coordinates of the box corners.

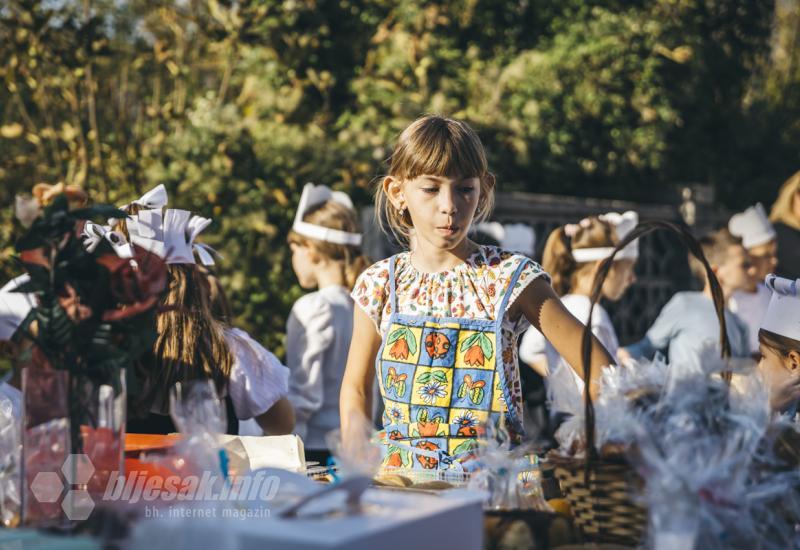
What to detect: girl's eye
<box><xmin>460</xmin><ymin>187</ymin><xmax>475</xmax><ymax>194</ymax></box>
<box><xmin>423</xmin><ymin>188</ymin><xmax>438</xmax><ymax>194</ymax></box>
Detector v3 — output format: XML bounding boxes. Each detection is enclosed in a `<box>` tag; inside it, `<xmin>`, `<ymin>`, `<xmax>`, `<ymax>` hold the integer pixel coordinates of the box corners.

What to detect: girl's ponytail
<box><xmin>543</xmin><ymin>227</ymin><xmax>576</xmax><ymax>296</ymax></box>
<box><xmin>344</xmin><ymin>251</ymin><xmax>371</xmax><ymax>290</ymax></box>
<box><xmin>543</xmin><ymin>217</ymin><xmax>617</xmax><ymax>296</ymax></box>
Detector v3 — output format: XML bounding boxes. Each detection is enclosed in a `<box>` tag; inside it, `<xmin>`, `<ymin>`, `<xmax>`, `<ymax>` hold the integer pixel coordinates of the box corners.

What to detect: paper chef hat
<box><xmin>472</xmin><ymin>222</ymin><xmax>537</xmax><ymax>256</ymax></box>
<box><xmin>572</xmin><ymin>211</ymin><xmax>640</xmax><ymax>263</ymax></box>
<box><xmin>127</xmin><ymin>208</ymin><xmax>218</xmax><ymax>266</ymax></box>
<box><xmin>0</xmin><ymin>275</ymin><xmax>36</xmax><ymax>341</ymax></box>
<box><xmin>292</xmin><ymin>183</ymin><xmax>362</xmax><ymax>246</ymax></box>
<box><xmin>728</xmin><ymin>203</ymin><xmax>776</xmax><ymax>250</ymax></box>
<box><xmin>761</xmin><ymin>274</ymin><xmax>800</xmax><ymax>341</ymax></box>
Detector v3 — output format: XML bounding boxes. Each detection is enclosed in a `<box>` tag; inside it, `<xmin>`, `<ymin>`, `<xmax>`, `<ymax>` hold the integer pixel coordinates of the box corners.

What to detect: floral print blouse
<box><xmin>352</xmin><ymin>245</ymin><xmax>550</xmax><ymax>422</ymax></box>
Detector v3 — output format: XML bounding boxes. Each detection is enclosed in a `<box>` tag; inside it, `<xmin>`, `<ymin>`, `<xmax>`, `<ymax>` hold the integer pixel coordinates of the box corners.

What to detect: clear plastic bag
<box><xmin>0</xmin><ymin>396</ymin><xmax>21</xmax><ymax>527</ymax></box>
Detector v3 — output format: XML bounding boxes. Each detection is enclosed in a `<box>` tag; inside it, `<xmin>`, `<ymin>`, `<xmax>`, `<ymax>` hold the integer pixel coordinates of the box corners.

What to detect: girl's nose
<box><xmin>438</xmin><ymin>186</ymin><xmax>457</xmax><ymax>215</ymax></box>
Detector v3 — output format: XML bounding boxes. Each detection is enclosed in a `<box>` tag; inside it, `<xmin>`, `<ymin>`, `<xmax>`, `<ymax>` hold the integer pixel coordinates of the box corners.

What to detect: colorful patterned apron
<box><xmin>376</xmin><ymin>255</ymin><xmax>528</xmax><ymax>471</ymax></box>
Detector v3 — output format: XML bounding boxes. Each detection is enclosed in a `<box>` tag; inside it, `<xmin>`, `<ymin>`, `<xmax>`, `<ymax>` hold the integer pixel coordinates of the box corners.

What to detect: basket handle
<box><xmin>581</xmin><ymin>220</ymin><xmax>731</xmax><ymax>464</ymax></box>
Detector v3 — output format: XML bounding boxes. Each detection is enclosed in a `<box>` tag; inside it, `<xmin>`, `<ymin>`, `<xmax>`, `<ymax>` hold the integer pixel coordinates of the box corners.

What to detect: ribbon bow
<box><xmin>123</xmin><ymin>184</ymin><xmax>168</xmax><ymax>211</ymax></box>
<box><xmin>82</xmin><ymin>222</ymin><xmax>134</xmax><ymax>258</ymax></box>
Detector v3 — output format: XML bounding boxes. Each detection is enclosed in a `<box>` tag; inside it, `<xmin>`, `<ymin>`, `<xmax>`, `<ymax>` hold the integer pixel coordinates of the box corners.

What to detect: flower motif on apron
<box><xmin>376</xmin><ymin>255</ymin><xmax>528</xmax><ymax>471</ymax></box>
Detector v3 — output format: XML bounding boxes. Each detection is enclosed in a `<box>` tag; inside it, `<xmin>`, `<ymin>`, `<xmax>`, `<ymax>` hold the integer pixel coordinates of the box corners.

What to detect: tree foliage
<box><xmin>1</xmin><ymin>0</ymin><xmax>798</xmax><ymax>354</ymax></box>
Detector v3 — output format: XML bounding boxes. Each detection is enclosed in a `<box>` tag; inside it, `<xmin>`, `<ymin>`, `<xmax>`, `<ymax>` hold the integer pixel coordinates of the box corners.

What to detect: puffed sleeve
<box><xmin>350</xmin><ymin>258</ymin><xmax>391</xmax><ymax>332</ymax></box>
<box><xmin>500</xmin><ymin>254</ymin><xmax>551</xmax><ymax>333</ymax></box>
<box><xmin>225</xmin><ymin>328</ymin><xmax>290</xmax><ymax>420</ymax></box>
<box><xmin>286</xmin><ymin>294</ymin><xmax>334</xmax><ymax>440</ymax></box>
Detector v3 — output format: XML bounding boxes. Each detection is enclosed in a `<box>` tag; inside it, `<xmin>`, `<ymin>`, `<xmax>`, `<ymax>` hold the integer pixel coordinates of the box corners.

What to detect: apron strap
<box><xmin>389</xmin><ymin>254</ymin><xmax>398</xmax><ymax>312</ymax></box>
<box><xmin>494</xmin><ymin>258</ymin><xmax>530</xmax><ymax>320</ymax></box>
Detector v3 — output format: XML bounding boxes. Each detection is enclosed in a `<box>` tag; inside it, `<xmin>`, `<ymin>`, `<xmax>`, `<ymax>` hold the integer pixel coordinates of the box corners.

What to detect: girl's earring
<box><xmin>398</xmin><ymin>205</ymin><xmax>407</xmax><ymax>216</ymax></box>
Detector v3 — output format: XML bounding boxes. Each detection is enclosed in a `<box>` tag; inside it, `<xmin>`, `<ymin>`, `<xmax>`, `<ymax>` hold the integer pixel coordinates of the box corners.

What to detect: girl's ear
<box><xmin>788</xmin><ymin>350</ymin><xmax>800</xmax><ymax>373</ymax></box>
<box><xmin>383</xmin><ymin>176</ymin><xmax>405</xmax><ymax>210</ymax></box>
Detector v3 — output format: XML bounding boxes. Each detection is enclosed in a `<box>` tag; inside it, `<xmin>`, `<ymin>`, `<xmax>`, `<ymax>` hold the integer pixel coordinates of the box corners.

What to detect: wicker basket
<box><xmin>549</xmin><ymin>220</ymin><xmax>731</xmax><ymax>545</ymax></box>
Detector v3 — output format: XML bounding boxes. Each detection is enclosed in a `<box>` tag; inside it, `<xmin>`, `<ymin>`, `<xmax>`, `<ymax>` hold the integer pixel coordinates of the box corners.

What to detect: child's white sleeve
<box><xmin>519</xmin><ymin>326</ymin><xmax>548</xmax><ymax>367</ymax></box>
<box><xmin>286</xmin><ymin>295</ymin><xmax>334</xmax><ymax>440</ymax></box>
<box><xmin>226</xmin><ymin>328</ymin><xmax>290</xmax><ymax>421</ymax></box>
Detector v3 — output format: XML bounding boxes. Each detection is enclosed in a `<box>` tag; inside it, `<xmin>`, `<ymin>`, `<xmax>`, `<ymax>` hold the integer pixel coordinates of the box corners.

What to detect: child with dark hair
<box><xmin>757</xmin><ymin>274</ymin><xmax>800</xmax><ymax>413</ymax></box>
<box><xmin>620</xmin><ymin>228</ymin><xmax>752</xmax><ymax>369</ymax></box>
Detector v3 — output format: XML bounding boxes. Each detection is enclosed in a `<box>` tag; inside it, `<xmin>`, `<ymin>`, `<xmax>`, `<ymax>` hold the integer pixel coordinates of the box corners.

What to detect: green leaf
<box><xmin>416</xmin><ymin>408</ymin><xmax>428</xmax><ymax>422</ymax></box>
<box><xmin>404</xmin><ymin>328</ymin><xmax>417</xmax><ymax>355</ymax></box>
<box><xmin>470</xmin><ymin>387</ymin><xmax>485</xmax><ymax>405</ymax></box>
<box><xmin>397</xmin><ymin>380</ymin><xmax>406</xmax><ymax>397</ymax></box>
<box><xmin>70</xmin><ymin>205</ymin><xmax>129</xmax><ymax>221</ymax></box>
<box><xmin>431</xmin><ymin>370</ymin><xmax>447</xmax><ymax>384</ymax></box>
<box><xmin>453</xmin><ymin>440</ymin><xmax>479</xmax><ymax>455</ymax></box>
<box><xmin>478</xmin><ymin>333</ymin><xmax>494</xmax><ymax>360</ymax></box>
<box><xmin>387</xmin><ymin>328</ymin><xmax>405</xmax><ymax>344</ymax></box>
<box><xmin>457</xmin><ymin>382</ymin><xmax>467</xmax><ymax>399</ymax></box>
<box><xmin>416</xmin><ymin>372</ymin><xmax>432</xmax><ymax>384</ymax></box>
<box><xmin>459</xmin><ymin>332</ymin><xmax>480</xmax><ymax>352</ymax></box>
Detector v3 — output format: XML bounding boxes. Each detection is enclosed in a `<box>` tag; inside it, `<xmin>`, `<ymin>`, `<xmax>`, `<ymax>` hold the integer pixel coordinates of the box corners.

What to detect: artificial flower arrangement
<box><xmin>10</xmin><ymin>190</ymin><xmax>168</xmax><ymax>524</ymax></box>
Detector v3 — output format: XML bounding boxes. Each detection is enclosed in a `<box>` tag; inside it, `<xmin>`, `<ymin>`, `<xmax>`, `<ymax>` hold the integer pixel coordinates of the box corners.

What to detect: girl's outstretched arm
<box><xmin>340</xmin><ymin>306</ymin><xmax>383</xmax><ymax>441</ymax></box>
<box><xmin>514</xmin><ymin>278</ymin><xmax>616</xmax><ymax>399</ymax></box>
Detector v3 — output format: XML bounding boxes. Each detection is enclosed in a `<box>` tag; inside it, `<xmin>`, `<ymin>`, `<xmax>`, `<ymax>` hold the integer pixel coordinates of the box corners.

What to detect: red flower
<box><xmin>96</xmin><ymin>246</ymin><xmax>167</xmax><ymax>321</ymax></box>
<box><xmin>389</xmin><ymin>338</ymin><xmax>410</xmax><ymax>360</ymax></box>
<box><xmin>464</xmin><ymin>345</ymin><xmax>485</xmax><ymax>366</ymax></box>
<box><xmin>20</xmin><ymin>247</ymin><xmax>50</xmax><ymax>270</ymax></box>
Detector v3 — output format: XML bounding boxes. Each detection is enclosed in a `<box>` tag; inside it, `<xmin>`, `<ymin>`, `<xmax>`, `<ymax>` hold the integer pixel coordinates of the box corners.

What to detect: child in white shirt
<box><xmin>728</xmin><ymin>203</ymin><xmax>778</xmax><ymax>355</ymax></box>
<box><xmin>519</xmin><ymin>213</ymin><xmax>638</xmax><ymax>403</ymax></box>
<box><xmin>286</xmin><ymin>184</ymin><xmax>369</xmax><ymax>464</ymax></box>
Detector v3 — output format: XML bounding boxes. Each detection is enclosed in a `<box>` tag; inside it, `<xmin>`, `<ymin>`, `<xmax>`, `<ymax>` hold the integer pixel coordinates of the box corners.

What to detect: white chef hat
<box><xmin>292</xmin><ymin>183</ymin><xmax>362</xmax><ymax>246</ymax></box>
<box><xmin>571</xmin><ymin>211</ymin><xmax>639</xmax><ymax>263</ymax></box>
<box><xmin>127</xmin><ymin>208</ymin><xmax>219</xmax><ymax>266</ymax></box>
<box><xmin>0</xmin><ymin>275</ymin><xmax>36</xmax><ymax>341</ymax></box>
<box><xmin>472</xmin><ymin>222</ymin><xmax>536</xmax><ymax>256</ymax></box>
<box><xmin>728</xmin><ymin>203</ymin><xmax>776</xmax><ymax>250</ymax></box>
<box><xmin>760</xmin><ymin>274</ymin><xmax>800</xmax><ymax>341</ymax></box>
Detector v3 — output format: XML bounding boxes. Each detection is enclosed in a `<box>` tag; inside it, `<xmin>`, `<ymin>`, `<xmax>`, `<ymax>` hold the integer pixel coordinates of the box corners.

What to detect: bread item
<box><xmin>373</xmin><ymin>474</ymin><xmax>413</xmax><ymax>488</ymax></box>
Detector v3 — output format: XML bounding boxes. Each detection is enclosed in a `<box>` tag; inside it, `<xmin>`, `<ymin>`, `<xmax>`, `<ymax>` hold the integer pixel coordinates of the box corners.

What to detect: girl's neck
<box><xmin>315</xmin><ymin>260</ymin><xmax>347</xmax><ymax>289</ymax></box>
<box><xmin>410</xmin><ymin>238</ymin><xmax>477</xmax><ymax>274</ymax></box>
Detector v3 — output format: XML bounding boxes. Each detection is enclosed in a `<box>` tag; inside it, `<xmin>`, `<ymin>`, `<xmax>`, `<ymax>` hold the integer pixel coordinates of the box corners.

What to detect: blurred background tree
<box><xmin>1</xmin><ymin>0</ymin><xmax>798</xmax><ymax>354</ymax></box>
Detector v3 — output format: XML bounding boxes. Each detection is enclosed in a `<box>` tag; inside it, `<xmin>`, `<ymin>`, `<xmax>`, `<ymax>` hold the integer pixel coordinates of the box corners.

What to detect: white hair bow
<box><xmin>82</xmin><ymin>221</ymin><xmax>134</xmax><ymax>258</ymax></box>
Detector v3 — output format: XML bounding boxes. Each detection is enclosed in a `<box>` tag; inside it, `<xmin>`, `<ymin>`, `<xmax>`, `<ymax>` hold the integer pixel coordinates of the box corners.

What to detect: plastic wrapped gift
<box><xmin>0</xmin><ymin>395</ymin><xmax>21</xmax><ymax>527</ymax></box>
<box><xmin>21</xmin><ymin>367</ymin><xmax>70</xmax><ymax>526</ymax></box>
<box><xmin>218</xmin><ymin>434</ymin><xmax>306</xmax><ymax>475</ymax></box>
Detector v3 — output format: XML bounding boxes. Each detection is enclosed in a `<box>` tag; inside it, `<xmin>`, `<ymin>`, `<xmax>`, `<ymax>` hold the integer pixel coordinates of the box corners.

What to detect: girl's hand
<box><xmin>514</xmin><ymin>278</ymin><xmax>616</xmax><ymax>399</ymax></box>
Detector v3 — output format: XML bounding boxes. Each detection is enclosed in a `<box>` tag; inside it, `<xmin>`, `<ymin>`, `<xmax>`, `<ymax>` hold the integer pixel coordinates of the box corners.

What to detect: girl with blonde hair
<box><xmin>341</xmin><ymin>115</ymin><xmax>615</xmax><ymax>472</ymax></box>
<box><xmin>769</xmin><ymin>169</ymin><xmax>800</xmax><ymax>278</ymax></box>
<box><xmin>519</xmin><ymin>213</ymin><xmax>638</xmax><ymax>397</ymax></box>
<box><xmin>286</xmin><ymin>184</ymin><xmax>369</xmax><ymax>463</ymax></box>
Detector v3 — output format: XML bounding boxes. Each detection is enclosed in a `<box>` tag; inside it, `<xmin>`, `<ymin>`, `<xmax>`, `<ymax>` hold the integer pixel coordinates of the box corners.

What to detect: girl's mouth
<box><xmin>436</xmin><ymin>226</ymin><xmax>459</xmax><ymax>236</ymax></box>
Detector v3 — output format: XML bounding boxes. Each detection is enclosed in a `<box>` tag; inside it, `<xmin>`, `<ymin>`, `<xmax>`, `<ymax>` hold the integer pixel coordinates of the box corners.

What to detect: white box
<box><xmin>233</xmin><ymin>488</ymin><xmax>484</xmax><ymax>550</ymax></box>
<box><xmin>128</xmin><ymin>488</ymin><xmax>484</xmax><ymax>550</ymax></box>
